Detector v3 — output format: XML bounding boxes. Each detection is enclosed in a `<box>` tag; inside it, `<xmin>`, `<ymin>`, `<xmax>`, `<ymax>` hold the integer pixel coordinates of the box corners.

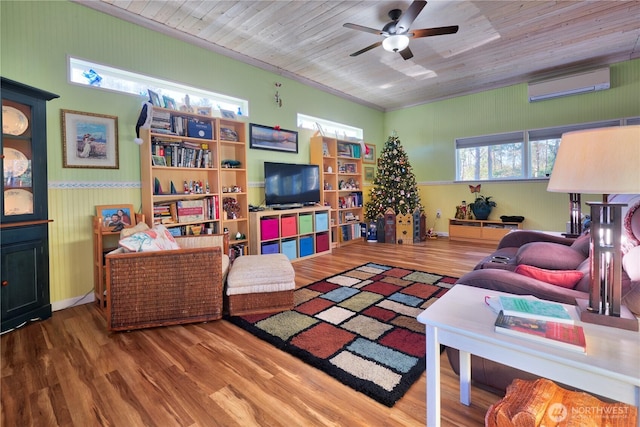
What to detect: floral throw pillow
<box><xmin>118</xmin><ymin>224</ymin><xmax>180</xmax><ymax>252</ymax></box>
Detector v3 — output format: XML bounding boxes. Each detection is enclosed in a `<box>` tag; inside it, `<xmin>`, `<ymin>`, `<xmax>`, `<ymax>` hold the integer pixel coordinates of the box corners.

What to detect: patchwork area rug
<box><xmin>227</xmin><ymin>263</ymin><xmax>458</xmax><ymax>407</ymax></box>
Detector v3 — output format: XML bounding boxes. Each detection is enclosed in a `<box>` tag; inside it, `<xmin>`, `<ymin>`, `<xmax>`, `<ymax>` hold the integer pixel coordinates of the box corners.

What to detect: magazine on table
<box><xmin>485</xmin><ymin>295</ymin><xmax>575</xmax><ymax>324</ymax></box>
<box><xmin>494</xmin><ymin>311</ymin><xmax>586</xmax><ymax>353</ymax></box>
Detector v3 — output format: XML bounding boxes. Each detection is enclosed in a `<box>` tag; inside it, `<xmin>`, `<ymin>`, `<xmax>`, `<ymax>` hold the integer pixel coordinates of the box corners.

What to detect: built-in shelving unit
<box><xmin>310</xmin><ymin>135</ymin><xmax>364</xmax><ymax>246</ymax></box>
<box><xmin>448</xmin><ymin>218</ymin><xmax>523</xmax><ymax>244</ymax></box>
<box><xmin>249</xmin><ymin>206</ymin><xmax>331</xmax><ymax>261</ymax></box>
<box><xmin>139</xmin><ymin>107</ymin><xmax>249</xmax><ymax>255</ymax></box>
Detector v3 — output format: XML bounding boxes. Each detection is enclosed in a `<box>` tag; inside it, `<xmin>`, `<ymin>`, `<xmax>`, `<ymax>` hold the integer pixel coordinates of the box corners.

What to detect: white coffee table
<box><xmin>417</xmin><ymin>284</ymin><xmax>640</xmax><ymax>427</ymax></box>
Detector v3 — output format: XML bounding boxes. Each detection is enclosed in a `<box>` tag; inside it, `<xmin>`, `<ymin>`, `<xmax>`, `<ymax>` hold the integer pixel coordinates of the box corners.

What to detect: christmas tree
<box><xmin>365</xmin><ymin>133</ymin><xmax>422</xmax><ymax>220</ymax></box>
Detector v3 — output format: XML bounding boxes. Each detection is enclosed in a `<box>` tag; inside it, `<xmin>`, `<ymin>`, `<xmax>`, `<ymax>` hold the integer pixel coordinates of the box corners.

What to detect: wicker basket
<box><xmin>106</xmin><ymin>246</ymin><xmax>223</xmax><ymax>331</ymax></box>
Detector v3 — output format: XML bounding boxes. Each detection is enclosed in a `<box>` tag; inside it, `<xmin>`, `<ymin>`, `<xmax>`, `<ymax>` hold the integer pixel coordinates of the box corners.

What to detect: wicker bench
<box><xmin>225</xmin><ymin>254</ymin><xmax>295</xmax><ymax>316</ymax></box>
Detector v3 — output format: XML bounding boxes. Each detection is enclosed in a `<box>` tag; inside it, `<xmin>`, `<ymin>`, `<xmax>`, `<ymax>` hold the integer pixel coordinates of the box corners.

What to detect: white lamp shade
<box><xmin>382</xmin><ymin>35</ymin><xmax>410</xmax><ymax>52</ymax></box>
<box><xmin>547</xmin><ymin>125</ymin><xmax>640</xmax><ymax>194</ymax></box>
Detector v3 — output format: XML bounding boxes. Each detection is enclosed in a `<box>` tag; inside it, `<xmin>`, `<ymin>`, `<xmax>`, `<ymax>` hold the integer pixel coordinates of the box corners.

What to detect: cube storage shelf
<box><xmin>139</xmin><ymin>108</ymin><xmax>249</xmax><ymax>255</ymax></box>
<box><xmin>448</xmin><ymin>218</ymin><xmax>522</xmax><ymax>244</ymax></box>
<box><xmin>310</xmin><ymin>135</ymin><xmax>365</xmax><ymax>247</ymax></box>
<box><xmin>249</xmin><ymin>206</ymin><xmax>332</xmax><ymax>262</ymax></box>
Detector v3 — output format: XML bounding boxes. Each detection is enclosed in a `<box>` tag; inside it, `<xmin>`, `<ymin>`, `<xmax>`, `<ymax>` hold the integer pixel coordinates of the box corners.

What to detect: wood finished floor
<box><xmin>1</xmin><ymin>238</ymin><xmax>500</xmax><ymax>426</ymax></box>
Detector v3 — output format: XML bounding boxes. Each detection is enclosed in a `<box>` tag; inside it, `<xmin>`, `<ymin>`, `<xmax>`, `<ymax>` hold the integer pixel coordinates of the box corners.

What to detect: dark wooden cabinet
<box><xmin>1</xmin><ymin>77</ymin><xmax>58</xmax><ymax>333</ymax></box>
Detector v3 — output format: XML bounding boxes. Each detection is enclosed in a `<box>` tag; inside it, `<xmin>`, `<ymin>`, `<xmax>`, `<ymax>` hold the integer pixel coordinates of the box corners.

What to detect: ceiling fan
<box><xmin>343</xmin><ymin>0</ymin><xmax>459</xmax><ymax>60</ymax></box>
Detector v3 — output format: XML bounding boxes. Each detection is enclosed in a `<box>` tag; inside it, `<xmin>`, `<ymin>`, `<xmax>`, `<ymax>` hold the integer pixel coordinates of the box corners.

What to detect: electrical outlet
<box><xmin>436</xmin><ymin>209</ymin><xmax>442</xmax><ymax>219</ymax></box>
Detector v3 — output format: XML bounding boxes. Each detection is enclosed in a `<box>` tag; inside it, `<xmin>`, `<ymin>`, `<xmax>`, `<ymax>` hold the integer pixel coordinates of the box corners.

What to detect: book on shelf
<box><xmin>152</xmin><ymin>138</ymin><xmax>212</xmax><ymax>168</ymax></box>
<box><xmin>494</xmin><ymin>311</ymin><xmax>586</xmax><ymax>353</ymax></box>
<box><xmin>486</xmin><ymin>295</ymin><xmax>575</xmax><ymax>324</ymax></box>
<box><xmin>177</xmin><ymin>200</ymin><xmax>205</xmax><ymax>222</ymax></box>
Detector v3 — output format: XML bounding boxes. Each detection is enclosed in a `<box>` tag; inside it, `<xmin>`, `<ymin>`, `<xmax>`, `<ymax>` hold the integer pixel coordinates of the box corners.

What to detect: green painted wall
<box><xmin>1</xmin><ymin>1</ymin><xmax>638</xmax><ymax>305</ymax></box>
<box><xmin>383</xmin><ymin>60</ymin><xmax>639</xmax><ymax>233</ymax></box>
<box><xmin>0</xmin><ymin>1</ymin><xmax>383</xmax><ymax>306</ymax></box>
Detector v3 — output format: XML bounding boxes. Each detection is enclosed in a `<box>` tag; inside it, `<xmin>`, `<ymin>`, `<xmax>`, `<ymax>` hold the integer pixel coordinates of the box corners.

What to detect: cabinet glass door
<box><xmin>2</xmin><ymin>99</ymin><xmax>34</xmax><ymax>217</ymax></box>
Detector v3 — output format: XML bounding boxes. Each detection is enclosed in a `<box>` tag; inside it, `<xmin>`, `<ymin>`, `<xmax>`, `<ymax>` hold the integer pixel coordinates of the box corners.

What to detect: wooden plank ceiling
<box><xmin>77</xmin><ymin>1</ymin><xmax>640</xmax><ymax>111</ymax></box>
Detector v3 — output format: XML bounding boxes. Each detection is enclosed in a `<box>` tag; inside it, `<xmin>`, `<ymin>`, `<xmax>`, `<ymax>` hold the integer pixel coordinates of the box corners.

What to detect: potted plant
<box><xmin>468</xmin><ymin>184</ymin><xmax>496</xmax><ymax>220</ymax></box>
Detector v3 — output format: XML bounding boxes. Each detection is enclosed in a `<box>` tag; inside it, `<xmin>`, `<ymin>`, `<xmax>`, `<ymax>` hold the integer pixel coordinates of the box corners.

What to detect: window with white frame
<box><xmin>68</xmin><ymin>57</ymin><xmax>249</xmax><ymax>115</ymax></box>
<box><xmin>297</xmin><ymin>114</ymin><xmax>363</xmax><ymax>140</ymax></box>
<box><xmin>455</xmin><ymin>118</ymin><xmax>635</xmax><ymax>182</ymax></box>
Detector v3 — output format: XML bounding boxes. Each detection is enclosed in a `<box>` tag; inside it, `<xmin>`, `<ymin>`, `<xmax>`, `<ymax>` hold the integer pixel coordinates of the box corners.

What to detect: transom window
<box><xmin>297</xmin><ymin>114</ymin><xmax>363</xmax><ymax>140</ymax></box>
<box><xmin>68</xmin><ymin>57</ymin><xmax>248</xmax><ymax>115</ymax></box>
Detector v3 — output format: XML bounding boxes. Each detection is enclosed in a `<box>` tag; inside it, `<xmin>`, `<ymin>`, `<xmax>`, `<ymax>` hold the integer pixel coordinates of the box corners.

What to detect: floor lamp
<box><xmin>565</xmin><ymin>192</ymin><xmax>582</xmax><ymax>238</ymax></box>
<box><xmin>547</xmin><ymin>125</ymin><xmax>640</xmax><ymax>331</ymax></box>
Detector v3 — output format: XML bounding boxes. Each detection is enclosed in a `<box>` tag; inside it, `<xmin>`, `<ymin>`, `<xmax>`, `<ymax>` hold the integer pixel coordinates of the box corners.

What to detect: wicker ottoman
<box><xmin>225</xmin><ymin>254</ymin><xmax>295</xmax><ymax>316</ymax></box>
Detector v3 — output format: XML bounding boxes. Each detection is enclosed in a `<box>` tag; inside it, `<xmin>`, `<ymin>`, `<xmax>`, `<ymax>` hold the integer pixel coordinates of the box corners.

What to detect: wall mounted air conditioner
<box><xmin>528</xmin><ymin>67</ymin><xmax>610</xmax><ymax>102</ymax></box>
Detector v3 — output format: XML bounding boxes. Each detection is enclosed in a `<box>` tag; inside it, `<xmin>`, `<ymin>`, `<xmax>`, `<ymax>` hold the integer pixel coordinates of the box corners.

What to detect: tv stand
<box><xmin>249</xmin><ymin>206</ymin><xmax>331</xmax><ymax>261</ymax></box>
<box><xmin>270</xmin><ymin>203</ymin><xmax>304</xmax><ymax>210</ymax></box>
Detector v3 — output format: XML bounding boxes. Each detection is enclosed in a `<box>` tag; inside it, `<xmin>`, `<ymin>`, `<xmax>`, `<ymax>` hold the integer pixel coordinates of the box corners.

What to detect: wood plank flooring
<box><xmin>1</xmin><ymin>238</ymin><xmax>500</xmax><ymax>426</ymax></box>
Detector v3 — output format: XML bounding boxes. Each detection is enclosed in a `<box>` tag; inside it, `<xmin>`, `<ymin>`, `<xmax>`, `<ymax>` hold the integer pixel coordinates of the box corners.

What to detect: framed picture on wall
<box><xmin>249</xmin><ymin>123</ymin><xmax>298</xmax><ymax>153</ymax></box>
<box><xmin>364</xmin><ymin>166</ymin><xmax>375</xmax><ymax>183</ymax></box>
<box><xmin>61</xmin><ymin>109</ymin><xmax>119</xmax><ymax>169</ymax></box>
<box><xmin>363</xmin><ymin>144</ymin><xmax>376</xmax><ymax>163</ymax></box>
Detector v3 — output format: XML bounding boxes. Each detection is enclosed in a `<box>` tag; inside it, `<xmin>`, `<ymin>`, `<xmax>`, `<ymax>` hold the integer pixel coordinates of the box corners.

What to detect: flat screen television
<box><xmin>264</xmin><ymin>162</ymin><xmax>320</xmax><ymax>208</ymax></box>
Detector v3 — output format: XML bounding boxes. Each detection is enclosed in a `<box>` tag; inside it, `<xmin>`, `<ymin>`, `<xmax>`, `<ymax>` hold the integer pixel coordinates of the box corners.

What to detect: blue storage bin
<box><xmin>261</xmin><ymin>242</ymin><xmax>279</xmax><ymax>254</ymax></box>
<box><xmin>299</xmin><ymin>236</ymin><xmax>314</xmax><ymax>257</ymax></box>
<box><xmin>315</xmin><ymin>212</ymin><xmax>329</xmax><ymax>232</ymax></box>
<box><xmin>281</xmin><ymin>239</ymin><xmax>297</xmax><ymax>260</ymax></box>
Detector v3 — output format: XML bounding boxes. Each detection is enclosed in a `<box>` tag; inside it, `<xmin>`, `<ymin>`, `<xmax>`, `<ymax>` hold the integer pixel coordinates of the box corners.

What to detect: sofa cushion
<box><xmin>569</xmin><ymin>232</ymin><xmax>591</xmax><ymax>258</ymax></box>
<box><xmin>514</xmin><ymin>264</ymin><xmax>584</xmax><ymax>289</ymax></box>
<box><xmin>118</xmin><ymin>224</ymin><xmax>181</xmax><ymax>252</ymax></box>
<box><xmin>573</xmin><ymin>258</ymin><xmax>591</xmax><ymax>293</ymax></box>
<box><xmin>516</xmin><ymin>242</ymin><xmax>586</xmax><ymax>270</ymax></box>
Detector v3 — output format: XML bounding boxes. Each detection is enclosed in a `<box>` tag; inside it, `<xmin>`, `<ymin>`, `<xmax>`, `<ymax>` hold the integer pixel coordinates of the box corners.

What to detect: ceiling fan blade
<box><xmin>399</xmin><ymin>46</ymin><xmax>414</xmax><ymax>60</ymax></box>
<box><xmin>411</xmin><ymin>25</ymin><xmax>459</xmax><ymax>38</ymax></box>
<box><xmin>349</xmin><ymin>41</ymin><xmax>383</xmax><ymax>57</ymax></box>
<box><xmin>396</xmin><ymin>0</ymin><xmax>427</xmax><ymax>33</ymax></box>
<box><xmin>343</xmin><ymin>23</ymin><xmax>385</xmax><ymax>36</ymax></box>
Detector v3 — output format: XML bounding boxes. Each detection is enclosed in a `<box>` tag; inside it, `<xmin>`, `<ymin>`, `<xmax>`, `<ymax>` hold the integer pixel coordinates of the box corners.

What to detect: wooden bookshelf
<box><xmin>139</xmin><ymin>107</ymin><xmax>249</xmax><ymax>255</ymax></box>
<box><xmin>310</xmin><ymin>135</ymin><xmax>365</xmax><ymax>247</ymax></box>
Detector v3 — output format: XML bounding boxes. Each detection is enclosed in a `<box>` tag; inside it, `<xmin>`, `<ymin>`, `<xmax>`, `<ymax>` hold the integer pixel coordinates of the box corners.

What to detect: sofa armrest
<box><xmin>497</xmin><ymin>230</ymin><xmax>575</xmax><ymax>249</ymax></box>
<box><xmin>456</xmin><ymin>268</ymin><xmax>588</xmax><ymax>306</ymax></box>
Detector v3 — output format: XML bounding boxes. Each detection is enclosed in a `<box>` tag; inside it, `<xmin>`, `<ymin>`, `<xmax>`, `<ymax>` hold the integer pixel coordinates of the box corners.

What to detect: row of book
<box><xmin>338</xmin><ymin>222</ymin><xmax>364</xmax><ymax>242</ymax></box>
<box><xmin>151</xmin><ymin>110</ymin><xmax>214</xmax><ymax>140</ymax></box>
<box><xmin>337</xmin><ymin>142</ymin><xmax>361</xmax><ymax>158</ymax></box>
<box><xmin>488</xmin><ymin>295</ymin><xmax>586</xmax><ymax>353</ymax></box>
<box><xmin>152</xmin><ymin>138</ymin><xmax>214</xmax><ymax>168</ymax></box>
<box><xmin>166</xmin><ymin>222</ymin><xmax>219</xmax><ymax>237</ymax></box>
<box><xmin>153</xmin><ymin>196</ymin><xmax>220</xmax><ymax>225</ymax></box>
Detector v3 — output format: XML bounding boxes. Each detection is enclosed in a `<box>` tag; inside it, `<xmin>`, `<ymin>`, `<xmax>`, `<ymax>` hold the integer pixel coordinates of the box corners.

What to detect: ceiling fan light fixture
<box><xmin>382</xmin><ymin>34</ymin><xmax>410</xmax><ymax>52</ymax></box>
